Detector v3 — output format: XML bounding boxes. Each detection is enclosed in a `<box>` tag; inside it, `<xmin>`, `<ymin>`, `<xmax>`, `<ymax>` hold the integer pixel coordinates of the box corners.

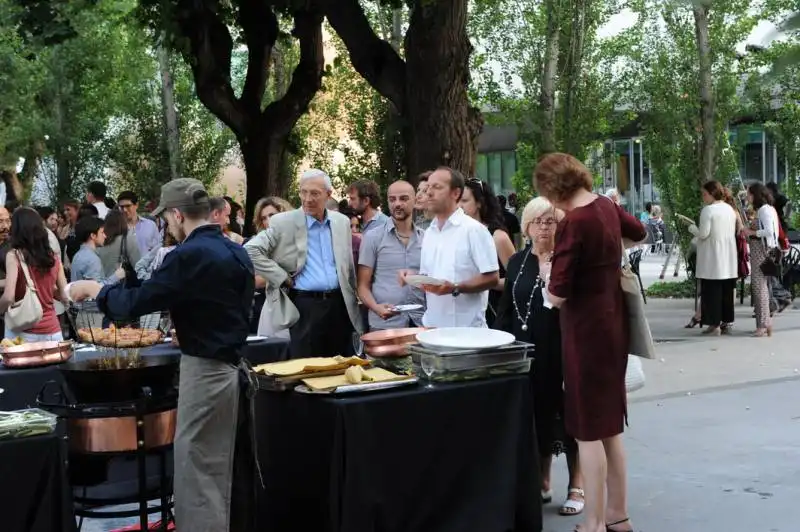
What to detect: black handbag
<box><xmin>120</xmin><ymin>233</ymin><xmax>142</xmax><ymax>288</ymax></box>
<box><xmin>760</xmin><ymin>247</ymin><xmax>782</xmax><ymax>277</ymax></box>
<box><xmin>757</xmin><ymin>215</ymin><xmax>783</xmax><ymax>278</ymax></box>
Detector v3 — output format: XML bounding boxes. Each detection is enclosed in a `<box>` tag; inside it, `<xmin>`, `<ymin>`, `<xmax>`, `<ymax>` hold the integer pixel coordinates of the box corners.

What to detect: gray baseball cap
<box><xmin>151</xmin><ymin>178</ymin><xmax>209</xmax><ymax>216</ymax></box>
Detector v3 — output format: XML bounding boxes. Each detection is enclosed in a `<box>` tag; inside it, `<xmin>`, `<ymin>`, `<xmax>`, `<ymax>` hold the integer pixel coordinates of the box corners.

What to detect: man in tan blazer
<box><xmin>245</xmin><ymin>169</ymin><xmax>363</xmax><ymax>358</ymax></box>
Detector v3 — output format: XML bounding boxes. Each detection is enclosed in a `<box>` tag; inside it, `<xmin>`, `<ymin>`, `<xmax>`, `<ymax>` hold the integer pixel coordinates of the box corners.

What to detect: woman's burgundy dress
<box><xmin>547</xmin><ymin>198</ymin><xmax>646</xmax><ymax>442</ymax></box>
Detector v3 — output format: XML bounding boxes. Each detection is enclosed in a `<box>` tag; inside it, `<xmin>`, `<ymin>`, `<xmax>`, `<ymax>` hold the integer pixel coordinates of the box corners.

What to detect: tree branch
<box><xmin>175</xmin><ymin>0</ymin><xmax>245</xmax><ymax>136</ymax></box>
<box><xmin>260</xmin><ymin>8</ymin><xmax>324</xmax><ymax>138</ymax></box>
<box><xmin>317</xmin><ymin>0</ymin><xmax>406</xmax><ymax>113</ymax></box>
<box><xmin>238</xmin><ymin>0</ymin><xmax>279</xmax><ymax>114</ymax></box>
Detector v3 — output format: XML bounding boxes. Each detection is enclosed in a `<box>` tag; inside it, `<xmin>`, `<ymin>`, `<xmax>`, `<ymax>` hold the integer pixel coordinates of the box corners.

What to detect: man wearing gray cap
<box><xmin>69</xmin><ymin>178</ymin><xmax>257</xmax><ymax>532</ymax></box>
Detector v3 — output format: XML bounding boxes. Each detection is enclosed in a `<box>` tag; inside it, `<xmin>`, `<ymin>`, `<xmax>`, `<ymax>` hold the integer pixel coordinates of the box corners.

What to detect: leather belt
<box><xmin>290</xmin><ymin>288</ymin><xmax>341</xmax><ymax>300</ymax></box>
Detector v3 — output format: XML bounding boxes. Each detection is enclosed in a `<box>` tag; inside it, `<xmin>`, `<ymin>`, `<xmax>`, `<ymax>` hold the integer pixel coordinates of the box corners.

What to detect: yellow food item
<box><xmin>0</xmin><ymin>338</ymin><xmax>15</xmax><ymax>348</ymax></box>
<box><xmin>303</xmin><ymin>367</ymin><xmax>406</xmax><ymax>391</ymax></box>
<box><xmin>254</xmin><ymin>356</ymin><xmax>369</xmax><ymax>377</ymax></box>
<box><xmin>344</xmin><ymin>365</ymin><xmax>363</xmax><ymax>384</ymax></box>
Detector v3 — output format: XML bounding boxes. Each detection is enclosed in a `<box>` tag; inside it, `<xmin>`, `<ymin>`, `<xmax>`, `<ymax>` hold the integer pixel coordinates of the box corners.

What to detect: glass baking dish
<box><xmin>410</xmin><ymin>347</ymin><xmax>531</xmax><ymax>371</ymax></box>
<box><xmin>0</xmin><ymin>408</ymin><xmax>57</xmax><ymax>440</ymax></box>
<box><xmin>413</xmin><ymin>358</ymin><xmax>532</xmax><ymax>383</ymax></box>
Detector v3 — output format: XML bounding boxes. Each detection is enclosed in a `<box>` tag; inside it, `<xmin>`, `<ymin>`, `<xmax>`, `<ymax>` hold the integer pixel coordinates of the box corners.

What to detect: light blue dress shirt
<box><xmin>293</xmin><ymin>213</ymin><xmax>340</xmax><ymax>291</ymax></box>
<box><xmin>133</xmin><ymin>216</ymin><xmax>161</xmax><ymax>256</ymax></box>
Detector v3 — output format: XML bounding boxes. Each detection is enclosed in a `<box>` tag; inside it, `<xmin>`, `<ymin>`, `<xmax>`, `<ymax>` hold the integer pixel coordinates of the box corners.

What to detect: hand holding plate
<box><xmin>421</xmin><ymin>280</ymin><xmax>455</xmax><ymax>296</ymax></box>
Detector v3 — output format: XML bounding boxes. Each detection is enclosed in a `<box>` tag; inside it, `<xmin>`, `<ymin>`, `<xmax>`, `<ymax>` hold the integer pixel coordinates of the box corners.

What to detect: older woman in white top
<box><xmin>743</xmin><ymin>183</ymin><xmax>780</xmax><ymax>337</ymax></box>
<box><xmin>686</xmin><ymin>181</ymin><xmax>738</xmax><ymax>336</ymax></box>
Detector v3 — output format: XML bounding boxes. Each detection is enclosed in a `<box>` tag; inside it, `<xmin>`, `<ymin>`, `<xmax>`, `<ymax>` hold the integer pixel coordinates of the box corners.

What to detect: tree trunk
<box><xmin>241</xmin><ymin>131</ymin><xmax>289</xmax><ymax>234</ymax></box>
<box><xmin>540</xmin><ymin>0</ymin><xmax>560</xmax><ymax>155</ymax></box>
<box><xmin>693</xmin><ymin>4</ymin><xmax>715</xmax><ymax>184</ymax></box>
<box><xmin>0</xmin><ymin>168</ymin><xmax>23</xmax><ymax>205</ymax></box>
<box><xmin>561</xmin><ymin>0</ymin><xmax>587</xmax><ymax>157</ymax></box>
<box><xmin>157</xmin><ymin>39</ymin><xmax>181</xmax><ymax>181</ymax></box>
<box><xmin>404</xmin><ymin>0</ymin><xmax>483</xmax><ymax>179</ymax></box>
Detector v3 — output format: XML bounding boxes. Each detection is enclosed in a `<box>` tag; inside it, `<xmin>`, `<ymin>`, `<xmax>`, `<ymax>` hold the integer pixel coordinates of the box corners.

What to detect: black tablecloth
<box><xmin>255</xmin><ymin>376</ymin><xmax>540</xmax><ymax>532</ymax></box>
<box><xmin>0</xmin><ymin>338</ymin><xmax>290</xmax><ymax>410</ymax></box>
<box><xmin>0</xmin><ymin>434</ymin><xmax>76</xmax><ymax>532</ymax></box>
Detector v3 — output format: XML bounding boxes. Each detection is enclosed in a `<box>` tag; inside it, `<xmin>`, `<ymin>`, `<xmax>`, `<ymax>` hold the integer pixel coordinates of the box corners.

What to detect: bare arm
<box><xmin>0</xmin><ymin>252</ymin><xmax>18</xmax><ymax>313</ymax></box>
<box><xmin>493</xmin><ymin>229</ymin><xmax>515</xmax><ymax>291</ymax></box>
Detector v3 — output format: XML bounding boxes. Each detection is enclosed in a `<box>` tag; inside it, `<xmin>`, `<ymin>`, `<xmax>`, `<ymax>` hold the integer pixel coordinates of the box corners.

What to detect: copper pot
<box><xmin>67</xmin><ymin>408</ymin><xmax>177</xmax><ymax>453</ymax></box>
<box><xmin>364</xmin><ymin>344</ymin><xmax>408</xmax><ymax>358</ymax></box>
<box><xmin>1</xmin><ymin>341</ymin><xmax>73</xmax><ymax>368</ymax></box>
<box><xmin>361</xmin><ymin>327</ymin><xmax>428</xmax><ymax>348</ymax></box>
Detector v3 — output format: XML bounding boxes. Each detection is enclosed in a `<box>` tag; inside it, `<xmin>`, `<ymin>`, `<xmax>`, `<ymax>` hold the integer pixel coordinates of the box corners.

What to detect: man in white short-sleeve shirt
<box><xmin>400</xmin><ymin>167</ymin><xmax>499</xmax><ymax>327</ymax></box>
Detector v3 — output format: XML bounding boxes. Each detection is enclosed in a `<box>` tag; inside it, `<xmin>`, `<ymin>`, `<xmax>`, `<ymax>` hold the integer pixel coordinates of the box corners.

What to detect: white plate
<box><xmin>416</xmin><ymin>328</ymin><xmax>516</xmax><ymax>350</ymax></box>
<box><xmin>392</xmin><ymin>304</ymin><xmax>423</xmax><ymax>312</ymax></box>
<box><xmin>404</xmin><ymin>275</ymin><xmax>444</xmax><ymax>288</ymax></box>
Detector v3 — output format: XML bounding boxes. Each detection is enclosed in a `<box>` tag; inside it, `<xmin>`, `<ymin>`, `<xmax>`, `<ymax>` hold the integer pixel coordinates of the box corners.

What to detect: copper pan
<box><xmin>67</xmin><ymin>408</ymin><xmax>177</xmax><ymax>453</ymax></box>
<box><xmin>361</xmin><ymin>327</ymin><xmax>429</xmax><ymax>348</ymax></box>
<box><xmin>365</xmin><ymin>344</ymin><xmax>408</xmax><ymax>358</ymax></box>
<box><xmin>1</xmin><ymin>341</ymin><xmax>73</xmax><ymax>368</ymax></box>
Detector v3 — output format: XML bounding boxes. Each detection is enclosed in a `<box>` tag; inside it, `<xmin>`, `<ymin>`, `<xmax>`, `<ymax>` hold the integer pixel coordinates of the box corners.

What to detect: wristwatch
<box><xmin>452</xmin><ymin>284</ymin><xmax>461</xmax><ymax>297</ymax></box>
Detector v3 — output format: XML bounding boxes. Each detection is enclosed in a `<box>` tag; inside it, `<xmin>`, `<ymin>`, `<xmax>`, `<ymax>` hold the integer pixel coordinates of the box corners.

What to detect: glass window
<box><xmin>501</xmin><ymin>151</ymin><xmax>516</xmax><ymax>192</ymax></box>
<box><xmin>487</xmin><ymin>153</ymin><xmax>503</xmax><ymax>193</ymax></box>
<box><xmin>476</xmin><ymin>154</ymin><xmax>488</xmax><ymax>182</ymax></box>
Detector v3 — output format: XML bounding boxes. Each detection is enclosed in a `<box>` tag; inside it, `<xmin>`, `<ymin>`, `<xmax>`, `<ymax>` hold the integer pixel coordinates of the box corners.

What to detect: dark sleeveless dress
<box><xmin>494</xmin><ymin>247</ymin><xmax>574</xmax><ymax>455</ymax></box>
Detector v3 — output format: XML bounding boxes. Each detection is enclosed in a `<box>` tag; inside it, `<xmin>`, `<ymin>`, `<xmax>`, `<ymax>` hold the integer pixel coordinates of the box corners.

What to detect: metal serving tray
<box><xmin>294</xmin><ymin>377</ymin><xmax>419</xmax><ymax>395</ymax></box>
<box><xmin>407</xmin><ymin>341</ymin><xmax>534</xmax><ymax>372</ymax></box>
<box><xmin>413</xmin><ymin>358</ymin><xmax>531</xmax><ymax>383</ymax></box>
<box><xmin>406</xmin><ymin>340</ymin><xmax>535</xmax><ymax>357</ymax></box>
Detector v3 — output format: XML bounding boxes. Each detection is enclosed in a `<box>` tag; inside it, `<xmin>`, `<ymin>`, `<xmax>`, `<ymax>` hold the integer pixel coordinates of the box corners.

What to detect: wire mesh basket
<box><xmin>66</xmin><ymin>299</ymin><xmax>171</xmax><ymax>352</ymax></box>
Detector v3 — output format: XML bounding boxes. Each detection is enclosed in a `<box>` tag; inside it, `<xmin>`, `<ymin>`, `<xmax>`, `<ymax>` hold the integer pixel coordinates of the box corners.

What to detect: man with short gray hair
<box><xmin>245</xmin><ymin>169</ymin><xmax>363</xmax><ymax>358</ymax></box>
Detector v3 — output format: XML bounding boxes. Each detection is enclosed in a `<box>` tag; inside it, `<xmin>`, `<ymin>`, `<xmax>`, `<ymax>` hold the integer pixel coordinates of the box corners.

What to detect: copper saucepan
<box><xmin>364</xmin><ymin>344</ymin><xmax>408</xmax><ymax>358</ymax></box>
<box><xmin>1</xmin><ymin>341</ymin><xmax>73</xmax><ymax>368</ymax></box>
<box><xmin>361</xmin><ymin>327</ymin><xmax>430</xmax><ymax>358</ymax></box>
<box><xmin>361</xmin><ymin>327</ymin><xmax>429</xmax><ymax>348</ymax></box>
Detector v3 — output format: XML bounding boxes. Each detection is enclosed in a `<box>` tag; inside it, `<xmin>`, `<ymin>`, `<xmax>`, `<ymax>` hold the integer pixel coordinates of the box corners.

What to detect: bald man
<box><xmin>357</xmin><ymin>180</ymin><xmax>426</xmax><ymax>330</ymax></box>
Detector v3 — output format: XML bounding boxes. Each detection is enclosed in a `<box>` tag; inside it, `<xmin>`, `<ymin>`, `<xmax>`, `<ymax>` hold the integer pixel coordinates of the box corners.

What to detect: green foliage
<box><xmin>470</xmin><ymin>0</ymin><xmax>623</xmax><ymax>169</ymax></box>
<box><xmin>300</xmin><ymin>15</ymin><xmax>405</xmax><ymax>199</ymax></box>
<box><xmin>105</xmin><ymin>55</ymin><xmax>235</xmax><ymax>203</ymax></box>
<box><xmin>645</xmin><ymin>279</ymin><xmax>697</xmax><ymax>299</ymax></box>
<box><xmin>616</xmin><ymin>0</ymin><xmax>759</xmax><ymax>253</ymax></box>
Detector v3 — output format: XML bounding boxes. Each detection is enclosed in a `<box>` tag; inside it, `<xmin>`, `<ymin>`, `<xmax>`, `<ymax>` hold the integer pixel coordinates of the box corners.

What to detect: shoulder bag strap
<box><xmin>120</xmin><ymin>233</ymin><xmax>130</xmax><ymax>267</ymax></box>
<box><xmin>15</xmin><ymin>250</ymin><xmax>38</xmax><ymax>292</ymax></box>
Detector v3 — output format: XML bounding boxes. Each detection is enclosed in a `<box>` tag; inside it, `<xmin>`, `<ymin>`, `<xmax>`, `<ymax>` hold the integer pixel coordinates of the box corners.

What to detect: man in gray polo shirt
<box><xmin>357</xmin><ymin>180</ymin><xmax>425</xmax><ymax>330</ymax></box>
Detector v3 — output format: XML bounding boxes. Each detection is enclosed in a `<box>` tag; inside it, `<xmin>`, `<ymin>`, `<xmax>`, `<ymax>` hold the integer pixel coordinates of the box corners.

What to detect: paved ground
<box><xmin>542</xmin><ymin>255</ymin><xmax>800</xmax><ymax>532</ymax></box>
<box><xmin>79</xmin><ymin>256</ymin><xmax>800</xmax><ymax>531</ymax></box>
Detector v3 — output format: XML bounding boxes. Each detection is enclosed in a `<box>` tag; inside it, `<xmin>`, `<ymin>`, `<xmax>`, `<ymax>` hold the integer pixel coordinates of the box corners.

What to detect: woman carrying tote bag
<box><xmin>0</xmin><ymin>208</ymin><xmax>68</xmax><ymax>341</ymax></box>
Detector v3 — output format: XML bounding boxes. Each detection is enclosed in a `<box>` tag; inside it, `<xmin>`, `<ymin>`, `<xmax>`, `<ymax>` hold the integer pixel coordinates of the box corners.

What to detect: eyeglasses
<box><xmin>532</xmin><ymin>219</ymin><xmax>557</xmax><ymax>226</ymax></box>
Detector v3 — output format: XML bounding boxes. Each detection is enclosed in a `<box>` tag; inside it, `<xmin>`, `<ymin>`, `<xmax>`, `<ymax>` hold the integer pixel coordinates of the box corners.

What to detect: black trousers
<box><xmin>700</xmin><ymin>278</ymin><xmax>736</xmax><ymax>326</ymax></box>
<box><xmin>289</xmin><ymin>290</ymin><xmax>354</xmax><ymax>359</ymax></box>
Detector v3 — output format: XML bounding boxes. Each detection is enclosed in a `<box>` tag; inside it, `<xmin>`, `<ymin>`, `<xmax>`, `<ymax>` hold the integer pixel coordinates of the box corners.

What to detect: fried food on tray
<box><xmin>303</xmin><ymin>367</ymin><xmax>404</xmax><ymax>391</ymax></box>
<box><xmin>254</xmin><ymin>356</ymin><xmax>369</xmax><ymax>377</ymax></box>
<box><xmin>77</xmin><ymin>325</ymin><xmax>162</xmax><ymax>347</ymax></box>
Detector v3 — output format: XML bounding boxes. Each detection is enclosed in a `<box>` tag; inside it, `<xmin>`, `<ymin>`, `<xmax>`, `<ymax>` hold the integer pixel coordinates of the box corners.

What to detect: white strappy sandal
<box><xmin>559</xmin><ymin>487</ymin><xmax>585</xmax><ymax>516</ymax></box>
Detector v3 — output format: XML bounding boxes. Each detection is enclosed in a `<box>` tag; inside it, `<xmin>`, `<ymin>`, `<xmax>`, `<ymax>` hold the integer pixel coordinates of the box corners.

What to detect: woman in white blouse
<box><xmin>743</xmin><ymin>183</ymin><xmax>780</xmax><ymax>337</ymax></box>
<box><xmin>687</xmin><ymin>181</ymin><xmax>738</xmax><ymax>335</ymax></box>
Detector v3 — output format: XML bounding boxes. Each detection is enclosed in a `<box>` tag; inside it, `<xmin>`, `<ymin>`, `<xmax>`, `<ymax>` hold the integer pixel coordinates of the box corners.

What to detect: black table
<box><xmin>0</xmin><ymin>338</ymin><xmax>290</xmax><ymax>410</ymax></box>
<box><xmin>0</xmin><ymin>434</ymin><xmax>76</xmax><ymax>532</ymax></box>
<box><xmin>255</xmin><ymin>376</ymin><xmax>540</xmax><ymax>532</ymax></box>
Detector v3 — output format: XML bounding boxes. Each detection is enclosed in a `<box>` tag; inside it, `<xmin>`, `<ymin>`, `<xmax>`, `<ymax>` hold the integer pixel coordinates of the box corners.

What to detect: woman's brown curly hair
<box><xmin>533</xmin><ymin>153</ymin><xmax>593</xmax><ymax>204</ymax></box>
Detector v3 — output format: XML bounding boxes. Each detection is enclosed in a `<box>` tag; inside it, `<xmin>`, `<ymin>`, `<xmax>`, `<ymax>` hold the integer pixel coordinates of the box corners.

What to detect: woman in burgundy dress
<box><xmin>534</xmin><ymin>153</ymin><xmax>646</xmax><ymax>532</ymax></box>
